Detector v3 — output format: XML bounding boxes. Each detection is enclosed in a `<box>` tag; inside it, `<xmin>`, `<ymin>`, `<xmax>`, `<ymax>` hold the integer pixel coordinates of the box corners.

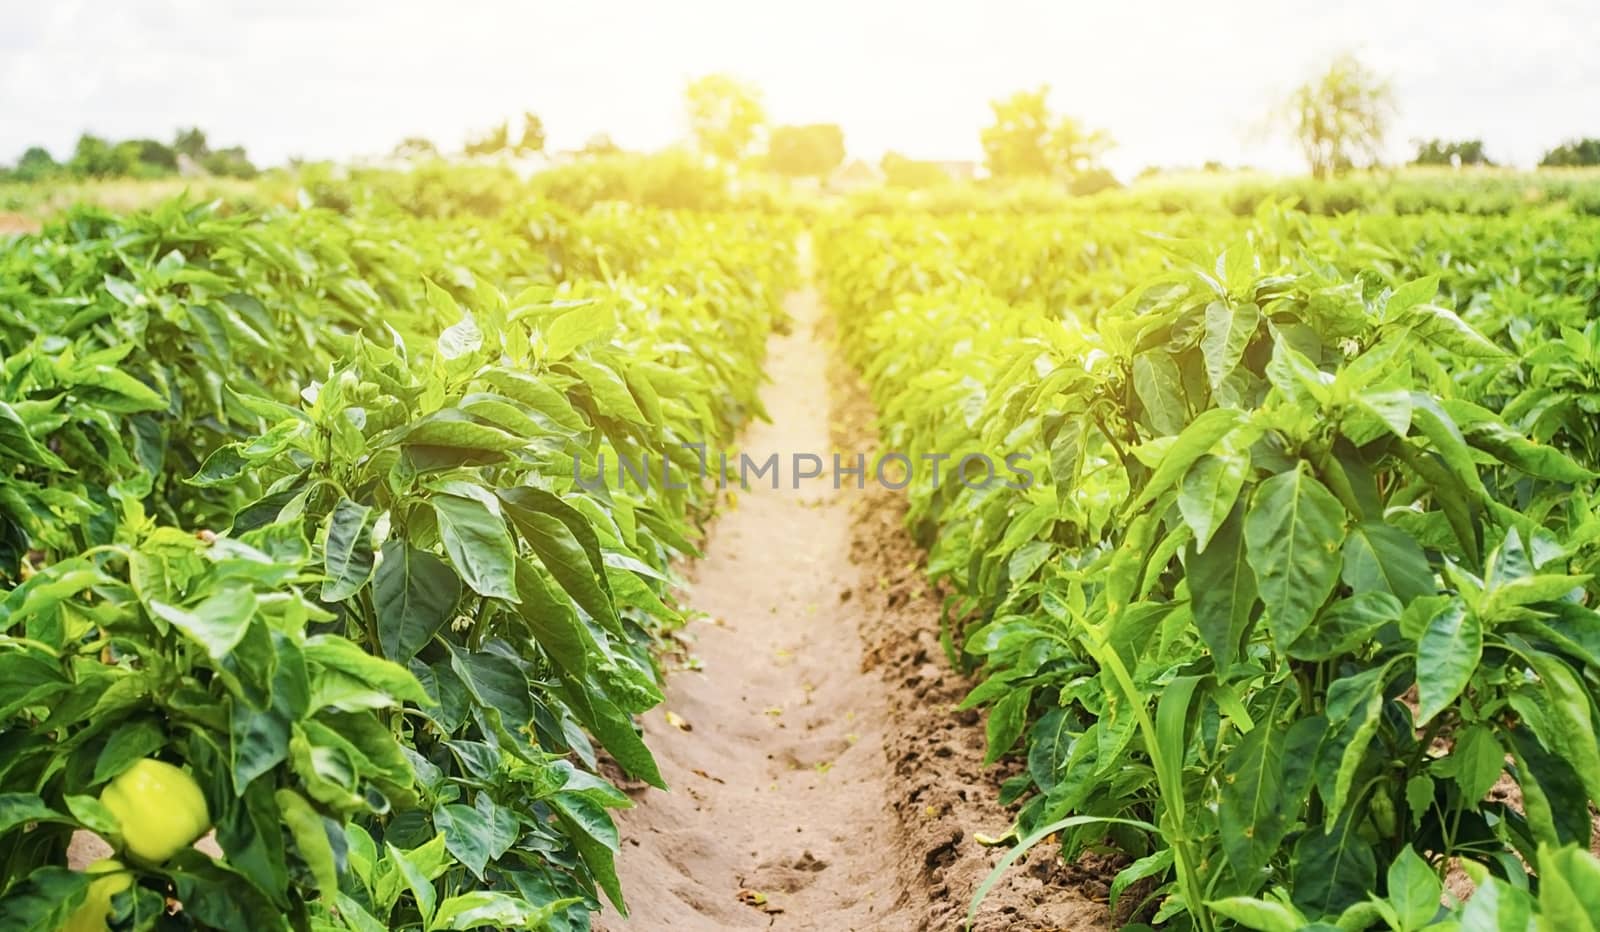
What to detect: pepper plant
<box><xmin>822</xmin><ymin>210</ymin><xmax>1600</xmax><ymax>929</ymax></box>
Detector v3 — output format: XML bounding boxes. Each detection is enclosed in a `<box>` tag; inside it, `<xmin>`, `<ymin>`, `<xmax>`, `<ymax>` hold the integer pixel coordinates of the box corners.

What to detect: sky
<box><xmin>3</xmin><ymin>0</ymin><xmax>1597</xmax><ymax>178</ymax></box>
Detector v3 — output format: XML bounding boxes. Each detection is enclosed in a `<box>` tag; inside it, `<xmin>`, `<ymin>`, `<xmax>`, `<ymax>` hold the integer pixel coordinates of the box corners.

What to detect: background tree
<box><xmin>464</xmin><ymin>121</ymin><xmax>510</xmax><ymax>156</ymax></box>
<box><xmin>198</xmin><ymin>145</ymin><xmax>257</xmax><ymax>178</ymax></box>
<box><xmin>173</xmin><ymin>127</ymin><xmax>209</xmax><ymax>160</ymax></box>
<box><xmin>121</xmin><ymin>139</ymin><xmax>178</xmax><ymax>176</ymax></box>
<box><xmin>12</xmin><ymin>146</ymin><xmax>59</xmax><ymax>182</ymax></box>
<box><xmin>1282</xmin><ymin>53</ymin><xmax>1395</xmax><ymax>179</ymax></box>
<box><xmin>68</xmin><ymin>134</ymin><xmax>126</xmax><ymax>178</ymax></box>
<box><xmin>685</xmin><ymin>74</ymin><xmax>766</xmax><ymax>163</ymax></box>
<box><xmin>766</xmin><ymin>124</ymin><xmax>845</xmax><ymax>177</ymax></box>
<box><xmin>392</xmin><ymin>136</ymin><xmax>439</xmax><ymax>159</ymax></box>
<box><xmin>169</xmin><ymin>127</ymin><xmax>254</xmax><ymax>176</ymax></box>
<box><xmin>1412</xmin><ymin>138</ymin><xmax>1492</xmax><ymax>167</ymax></box>
<box><xmin>980</xmin><ymin>86</ymin><xmax>1109</xmax><ymax>178</ymax></box>
<box><xmin>8</xmin><ymin>128</ymin><xmax>246</xmax><ymax>181</ymax></box>
<box><xmin>1540</xmin><ymin>138</ymin><xmax>1600</xmax><ymax>167</ymax></box>
<box><xmin>516</xmin><ymin>112</ymin><xmax>546</xmax><ymax>154</ymax></box>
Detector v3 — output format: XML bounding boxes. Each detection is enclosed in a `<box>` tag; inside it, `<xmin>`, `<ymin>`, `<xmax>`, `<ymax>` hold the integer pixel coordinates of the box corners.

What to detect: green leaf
<box><xmin>1288</xmin><ymin>592</ymin><xmax>1400</xmax><ymax>662</ymax></box>
<box><xmin>983</xmin><ymin>687</ymin><xmax>1033</xmax><ymax>765</ymax></box>
<box><xmin>1218</xmin><ymin>707</ymin><xmax>1305</xmax><ymax>883</ymax></box>
<box><xmin>510</xmin><ymin>559</ymin><xmax>592</xmax><ymax>675</ymax></box>
<box><xmin>1523</xmin><ymin>650</ymin><xmax>1600</xmax><ymax>806</ymax></box>
<box><xmin>1507</xmin><ymin>722</ymin><xmax>1590</xmax><ymax>849</ymax></box>
<box><xmin>150</xmin><ymin>585</ymin><xmax>257</xmax><ymax>660</ymax></box>
<box><xmin>169</xmin><ymin>857</ymin><xmax>287</xmax><ymax>930</ymax></box>
<box><xmin>433</xmin><ymin>891</ymin><xmax>579</xmax><ymax>931</ymax></box>
<box><xmin>1201</xmin><ymin>300</ymin><xmax>1259</xmax><ymax>391</ymax></box>
<box><xmin>1204</xmin><ymin>896</ymin><xmax>1305</xmax><ymax>932</ymax></box>
<box><xmin>373</xmin><ymin>542</ymin><xmax>462</xmax><ymax>662</ymax></box>
<box><xmin>1131</xmin><ymin>407</ymin><xmax>1243</xmax><ymax>511</ymax></box>
<box><xmin>387</xmin><ymin>840</ymin><xmax>439</xmax><ymax>926</ymax></box>
<box><xmin>1244</xmin><ymin>467</ymin><xmax>1347</xmax><ymax>650</ymax></box>
<box><xmin>1536</xmin><ymin>845</ymin><xmax>1600</xmax><ymax>932</ymax></box>
<box><xmin>392</xmin><ymin>410</ymin><xmax>525</xmax><ymax>453</ymax></box>
<box><xmin>1416</xmin><ymin>598</ymin><xmax>1480</xmax><ymax>724</ymax></box>
<box><xmin>1344</xmin><ymin>389</ymin><xmax>1412</xmax><ymax>445</ymax></box>
<box><xmin>333</xmin><ymin>893</ymin><xmax>389</xmax><ymax>932</ymax></box>
<box><xmin>478</xmin><ymin>369</ymin><xmax>586</xmax><ymax>434</ymax></box>
<box><xmin>92</xmin><ymin>718</ymin><xmax>167</xmax><ymax>784</ymax></box>
<box><xmin>276</xmin><ymin>788</ymin><xmax>340</xmax><ymax>895</ymax></box>
<box><xmin>70</xmin><ymin>364</ymin><xmax>168</xmax><ymax>412</ymax></box>
<box><xmin>1386</xmin><ymin>846</ymin><xmax>1442</xmax><ymax>930</ymax></box>
<box><xmin>544</xmin><ymin>304</ymin><xmax>615</xmax><ymax>360</ymax></box>
<box><xmin>555</xmin><ymin>678</ymin><xmax>663</xmax><ymax>788</ymax></box>
<box><xmin>1187</xmin><ymin>506</ymin><xmax>1257</xmax><ymax>670</ymax></box>
<box><xmin>322</xmin><ymin>498</ymin><xmax>375</xmax><ymax>602</ymax></box>
<box><xmin>447</xmin><ymin>645</ymin><xmax>533</xmax><ymax>727</ymax></box>
<box><xmin>1319</xmin><ymin>666</ymin><xmax>1389</xmax><ymax>825</ymax></box>
<box><xmin>1132</xmin><ymin>351</ymin><xmax>1187</xmax><ymax>435</ymax></box>
<box><xmin>434</xmin><ymin>803</ymin><xmax>494</xmax><ymax>880</ymax></box>
<box><xmin>1458</xmin><ymin>878</ymin><xmax>1534</xmax><ymax>930</ymax></box>
<box><xmin>1026</xmin><ymin>708</ymin><xmax>1076</xmax><ymax>793</ymax></box>
<box><xmin>0</xmin><ymin>402</ymin><xmax>69</xmax><ymax>470</ymax></box>
<box><xmin>1109</xmin><ymin>848</ymin><xmax>1172</xmax><ymax>913</ymax></box>
<box><xmin>436</xmin><ymin>306</ymin><xmax>483</xmax><ymax>360</ymax></box>
<box><xmin>1265</xmin><ymin>341</ymin><xmax>1332</xmax><ymax>404</ymax></box>
<box><xmin>230</xmin><ymin>635</ymin><xmax>310</xmax><ymax>793</ymax></box>
<box><xmin>1384</xmin><ymin>275</ymin><xmax>1440</xmax><ymax>317</ymax></box>
<box><xmin>1406</xmin><ymin>396</ymin><xmax>1475</xmax><ymax>475</ymax></box>
<box><xmin>1486</xmin><ymin>575</ymin><xmax>1590</xmax><ymax>618</ymax></box>
<box><xmin>563</xmin><ymin>358</ymin><xmax>646</xmax><ymax>425</ymax></box>
<box><xmin>431</xmin><ymin>493</ymin><xmax>519</xmax><ymax>602</ymax></box>
<box><xmin>1179</xmin><ymin>452</ymin><xmax>1248</xmax><ymax>553</ymax></box>
<box><xmin>103</xmin><ymin>274</ymin><xmax>143</xmax><ymax>306</ymax></box>
<box><xmin>303</xmin><ymin>634</ymin><xmax>430</xmax><ymax>707</ymax></box>
<box><xmin>1446</xmin><ymin>400</ymin><xmax>1596</xmax><ymax>482</ymax></box>
<box><xmin>1340</xmin><ymin>521</ymin><xmax>1434</xmax><ymax>605</ymax></box>
<box><xmin>0</xmin><ymin>794</ymin><xmax>68</xmax><ymax>835</ymax></box>
<box><xmin>551</xmin><ymin>792</ymin><xmax>625</xmax><ymax>914</ymax></box>
<box><xmin>500</xmin><ymin>490</ymin><xmax>622</xmax><ymax>637</ymax></box>
<box><xmin>1397</xmin><ymin>303</ymin><xmax>1506</xmax><ymax>359</ymax></box>
<box><xmin>1048</xmin><ymin>412</ymin><xmax>1087</xmax><ymax>487</ymax></box>
<box><xmin>0</xmin><ymin>866</ymin><xmax>90</xmax><ymax>932</ymax></box>
<box><xmin>1290</xmin><ymin>816</ymin><xmax>1377</xmax><ymax>920</ymax></box>
<box><xmin>1440</xmin><ymin>724</ymin><xmax>1504</xmax><ymax>804</ymax></box>
<box><xmin>190</xmin><ymin>445</ymin><xmax>251</xmax><ymax>487</ymax></box>
<box><xmin>63</xmin><ymin>794</ymin><xmax>121</xmax><ymax>839</ymax></box>
<box><xmin>1404</xmin><ymin>774</ymin><xmax>1434</xmax><ymax>830</ymax></box>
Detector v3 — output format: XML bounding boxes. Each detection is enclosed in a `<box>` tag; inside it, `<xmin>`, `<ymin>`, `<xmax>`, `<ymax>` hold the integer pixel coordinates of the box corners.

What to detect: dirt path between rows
<box><xmin>598</xmin><ymin>270</ymin><xmax>1112</xmax><ymax>930</ymax></box>
<box><xmin>598</xmin><ymin>278</ymin><xmax>921</xmax><ymax>930</ymax></box>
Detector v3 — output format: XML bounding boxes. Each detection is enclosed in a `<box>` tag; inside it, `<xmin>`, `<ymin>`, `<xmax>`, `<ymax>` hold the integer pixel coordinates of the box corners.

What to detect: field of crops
<box><xmin>0</xmin><ymin>184</ymin><xmax>796</xmax><ymax>930</ymax></box>
<box><xmin>4</xmin><ymin>169</ymin><xmax>1600</xmax><ymax>931</ymax></box>
<box><xmin>820</xmin><ymin>201</ymin><xmax>1600</xmax><ymax>928</ymax></box>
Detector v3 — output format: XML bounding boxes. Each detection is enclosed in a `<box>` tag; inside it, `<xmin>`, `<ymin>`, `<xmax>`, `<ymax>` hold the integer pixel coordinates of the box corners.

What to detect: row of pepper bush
<box><xmin>819</xmin><ymin>204</ymin><xmax>1600</xmax><ymax>930</ymax></box>
<box><xmin>0</xmin><ymin>184</ymin><xmax>795</xmax><ymax>930</ymax></box>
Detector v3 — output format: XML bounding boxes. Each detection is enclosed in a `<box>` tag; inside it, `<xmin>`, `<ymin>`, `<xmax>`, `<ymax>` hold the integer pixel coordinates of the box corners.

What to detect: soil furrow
<box><xmin>601</xmin><ymin>276</ymin><xmax>1109</xmax><ymax>931</ymax></box>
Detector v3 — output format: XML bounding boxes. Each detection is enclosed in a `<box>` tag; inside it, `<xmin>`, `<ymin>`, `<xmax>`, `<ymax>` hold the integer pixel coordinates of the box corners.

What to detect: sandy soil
<box><xmin>0</xmin><ymin>213</ymin><xmax>42</xmax><ymax>235</ymax></box>
<box><xmin>597</xmin><ymin>276</ymin><xmax>1111</xmax><ymax>931</ymax></box>
<box><xmin>598</xmin><ymin>283</ymin><xmax>923</xmax><ymax>930</ymax></box>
